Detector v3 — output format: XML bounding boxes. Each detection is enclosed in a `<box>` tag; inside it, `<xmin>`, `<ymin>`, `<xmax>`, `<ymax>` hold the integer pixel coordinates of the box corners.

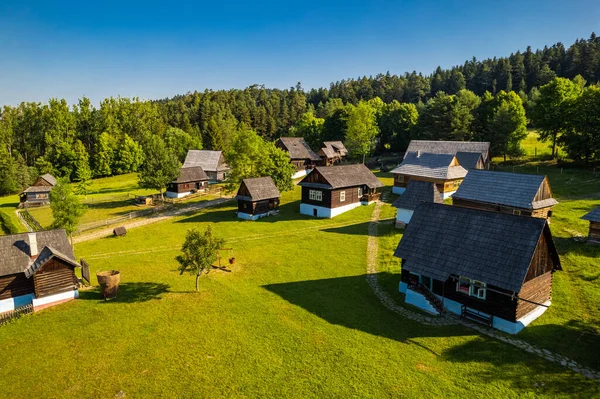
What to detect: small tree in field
<box><xmin>176</xmin><ymin>226</ymin><xmax>225</xmax><ymax>291</ymax></box>
<box><xmin>50</xmin><ymin>179</ymin><xmax>86</xmax><ymax>246</ymax></box>
<box><xmin>138</xmin><ymin>135</ymin><xmax>180</xmax><ymax>200</ymax></box>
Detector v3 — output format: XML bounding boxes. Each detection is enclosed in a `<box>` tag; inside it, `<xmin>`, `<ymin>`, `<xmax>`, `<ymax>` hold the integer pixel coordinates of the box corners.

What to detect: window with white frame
<box><xmin>358</xmin><ymin>187</ymin><xmax>363</xmax><ymax>197</ymax></box>
<box><xmin>456</xmin><ymin>276</ymin><xmax>487</xmax><ymax>299</ymax></box>
<box><xmin>309</xmin><ymin>190</ymin><xmax>322</xmax><ymax>201</ymax></box>
<box><xmin>340</xmin><ymin>191</ymin><xmax>345</xmax><ymax>202</ymax></box>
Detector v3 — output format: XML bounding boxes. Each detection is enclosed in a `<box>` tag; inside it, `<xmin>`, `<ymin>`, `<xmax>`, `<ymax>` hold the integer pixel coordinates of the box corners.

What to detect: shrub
<box><xmin>0</xmin><ymin>211</ymin><xmax>19</xmax><ymax>234</ymax></box>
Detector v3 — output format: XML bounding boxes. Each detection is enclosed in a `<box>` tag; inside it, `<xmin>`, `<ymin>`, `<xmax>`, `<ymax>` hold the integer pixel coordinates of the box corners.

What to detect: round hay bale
<box><xmin>96</xmin><ymin>270</ymin><xmax>121</xmax><ymax>300</ymax></box>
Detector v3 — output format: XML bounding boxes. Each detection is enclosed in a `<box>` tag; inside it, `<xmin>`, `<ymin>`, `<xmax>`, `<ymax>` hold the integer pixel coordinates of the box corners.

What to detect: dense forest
<box><xmin>1</xmin><ymin>33</ymin><xmax>600</xmax><ymax>195</ymax></box>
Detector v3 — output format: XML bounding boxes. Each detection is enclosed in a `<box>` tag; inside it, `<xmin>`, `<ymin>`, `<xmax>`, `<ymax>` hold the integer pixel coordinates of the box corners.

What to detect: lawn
<box><xmin>0</xmin><ymin>179</ymin><xmax>598</xmax><ymax>398</ymax></box>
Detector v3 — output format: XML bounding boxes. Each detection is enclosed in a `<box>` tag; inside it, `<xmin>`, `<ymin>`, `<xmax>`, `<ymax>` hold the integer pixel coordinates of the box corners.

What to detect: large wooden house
<box><xmin>318</xmin><ymin>141</ymin><xmax>348</xmax><ymax>166</ymax></box>
<box><xmin>165</xmin><ymin>167</ymin><xmax>210</xmax><ymax>199</ymax></box>
<box><xmin>298</xmin><ymin>164</ymin><xmax>383</xmax><ymax>218</ymax></box>
<box><xmin>394</xmin><ymin>202</ymin><xmax>561</xmax><ymax>334</ymax></box>
<box><xmin>19</xmin><ymin>173</ymin><xmax>57</xmax><ymax>207</ymax></box>
<box><xmin>405</xmin><ymin>140</ymin><xmax>491</xmax><ymax>168</ymax></box>
<box><xmin>0</xmin><ymin>230</ymin><xmax>80</xmax><ymax>314</ymax></box>
<box><xmin>183</xmin><ymin>150</ymin><xmax>230</xmax><ymax>182</ymax></box>
<box><xmin>276</xmin><ymin>137</ymin><xmax>321</xmax><ymax>179</ymax></box>
<box><xmin>581</xmin><ymin>206</ymin><xmax>600</xmax><ymax>245</ymax></box>
<box><xmin>390</xmin><ymin>152</ymin><xmax>468</xmax><ymax>198</ymax></box>
<box><xmin>392</xmin><ymin>180</ymin><xmax>444</xmax><ymax>228</ymax></box>
<box><xmin>452</xmin><ymin>170</ymin><xmax>558</xmax><ymax>220</ymax></box>
<box><xmin>236</xmin><ymin>176</ymin><xmax>281</xmax><ymax>220</ymax></box>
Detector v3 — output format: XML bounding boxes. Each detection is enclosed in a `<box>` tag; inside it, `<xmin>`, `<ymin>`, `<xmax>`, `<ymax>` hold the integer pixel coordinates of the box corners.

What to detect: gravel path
<box><xmin>366</xmin><ymin>200</ymin><xmax>600</xmax><ymax>382</ymax></box>
<box><xmin>73</xmin><ymin>197</ymin><xmax>233</xmax><ymax>244</ymax></box>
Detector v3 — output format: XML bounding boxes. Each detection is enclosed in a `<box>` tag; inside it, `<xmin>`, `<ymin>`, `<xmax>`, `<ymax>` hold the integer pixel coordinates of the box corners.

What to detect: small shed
<box><xmin>318</xmin><ymin>141</ymin><xmax>348</xmax><ymax>166</ymax></box>
<box><xmin>276</xmin><ymin>137</ymin><xmax>321</xmax><ymax>178</ymax></box>
<box><xmin>166</xmin><ymin>166</ymin><xmax>210</xmax><ymax>199</ymax></box>
<box><xmin>236</xmin><ymin>176</ymin><xmax>281</xmax><ymax>220</ymax></box>
<box><xmin>182</xmin><ymin>150</ymin><xmax>230</xmax><ymax>182</ymax></box>
<box><xmin>392</xmin><ymin>180</ymin><xmax>444</xmax><ymax>228</ymax></box>
<box><xmin>19</xmin><ymin>173</ymin><xmax>57</xmax><ymax>207</ymax></box>
<box><xmin>581</xmin><ymin>206</ymin><xmax>600</xmax><ymax>245</ymax></box>
<box><xmin>113</xmin><ymin>227</ymin><xmax>127</xmax><ymax>237</ymax></box>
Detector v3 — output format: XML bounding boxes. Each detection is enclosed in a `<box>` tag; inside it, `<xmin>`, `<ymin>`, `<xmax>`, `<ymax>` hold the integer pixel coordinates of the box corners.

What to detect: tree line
<box><xmin>1</xmin><ymin>34</ymin><xmax>599</xmax><ymax>196</ymax></box>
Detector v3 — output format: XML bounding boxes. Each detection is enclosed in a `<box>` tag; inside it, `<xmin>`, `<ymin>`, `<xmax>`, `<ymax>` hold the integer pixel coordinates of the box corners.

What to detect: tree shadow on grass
<box><xmin>175</xmin><ymin>200</ymin><xmax>311</xmax><ymax>224</ymax></box>
<box><xmin>442</xmin><ymin>337</ymin><xmax>600</xmax><ymax>395</ymax></box>
<box><xmin>79</xmin><ymin>282</ymin><xmax>171</xmax><ymax>303</ymax></box>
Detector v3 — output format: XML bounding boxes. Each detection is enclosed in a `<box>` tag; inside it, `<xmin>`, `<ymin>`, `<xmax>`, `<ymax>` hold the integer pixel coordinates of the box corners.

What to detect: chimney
<box><xmin>28</xmin><ymin>233</ymin><xmax>38</xmax><ymax>259</ymax></box>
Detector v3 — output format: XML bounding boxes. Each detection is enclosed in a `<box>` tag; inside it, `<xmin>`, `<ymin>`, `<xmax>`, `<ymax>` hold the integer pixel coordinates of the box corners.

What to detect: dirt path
<box><xmin>365</xmin><ymin>201</ymin><xmax>600</xmax><ymax>382</ymax></box>
<box><xmin>73</xmin><ymin>197</ymin><xmax>233</xmax><ymax>244</ymax></box>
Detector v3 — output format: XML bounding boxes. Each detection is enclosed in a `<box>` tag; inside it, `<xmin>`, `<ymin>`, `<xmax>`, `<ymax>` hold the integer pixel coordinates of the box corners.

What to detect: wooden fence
<box><xmin>18</xmin><ymin>208</ymin><xmax>43</xmax><ymax>232</ymax></box>
<box><xmin>0</xmin><ymin>304</ymin><xmax>33</xmax><ymax>326</ymax></box>
<box><xmin>75</xmin><ymin>205</ymin><xmax>168</xmax><ymax>234</ymax></box>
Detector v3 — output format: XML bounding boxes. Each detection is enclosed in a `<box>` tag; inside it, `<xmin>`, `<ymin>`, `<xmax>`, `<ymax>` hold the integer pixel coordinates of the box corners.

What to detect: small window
<box><xmin>340</xmin><ymin>191</ymin><xmax>345</xmax><ymax>202</ymax></box>
<box><xmin>513</xmin><ymin>210</ymin><xmax>522</xmax><ymax>216</ymax></box>
<box><xmin>456</xmin><ymin>277</ymin><xmax>487</xmax><ymax>299</ymax></box>
<box><xmin>457</xmin><ymin>277</ymin><xmax>471</xmax><ymax>294</ymax></box>
<box><xmin>358</xmin><ymin>187</ymin><xmax>363</xmax><ymax>197</ymax></box>
<box><xmin>309</xmin><ymin>190</ymin><xmax>322</xmax><ymax>201</ymax></box>
<box><xmin>397</xmin><ymin>175</ymin><xmax>404</xmax><ymax>183</ymax></box>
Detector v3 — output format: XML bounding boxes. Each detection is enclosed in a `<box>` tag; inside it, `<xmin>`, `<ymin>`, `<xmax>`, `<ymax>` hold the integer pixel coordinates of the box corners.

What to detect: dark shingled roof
<box><xmin>299</xmin><ymin>164</ymin><xmax>384</xmax><ymax>189</ymax></box>
<box><xmin>24</xmin><ymin>246</ymin><xmax>80</xmax><ymax>278</ymax></box>
<box><xmin>323</xmin><ymin>141</ymin><xmax>348</xmax><ymax>156</ymax></box>
<box><xmin>453</xmin><ymin>170</ymin><xmax>558</xmax><ymax>210</ymax></box>
<box><xmin>392</xmin><ymin>181</ymin><xmax>444</xmax><ymax>211</ymax></box>
<box><xmin>236</xmin><ymin>176</ymin><xmax>281</xmax><ymax>201</ymax></box>
<box><xmin>40</xmin><ymin>174</ymin><xmax>57</xmax><ymax>186</ymax></box>
<box><xmin>0</xmin><ymin>229</ymin><xmax>76</xmax><ymax>277</ymax></box>
<box><xmin>405</xmin><ymin>140</ymin><xmax>490</xmax><ymax>162</ymax></box>
<box><xmin>456</xmin><ymin>152</ymin><xmax>484</xmax><ymax>170</ymax></box>
<box><xmin>172</xmin><ymin>166</ymin><xmax>209</xmax><ymax>183</ymax></box>
<box><xmin>391</xmin><ymin>152</ymin><xmax>467</xmax><ymax>180</ymax></box>
<box><xmin>394</xmin><ymin>203</ymin><xmax>561</xmax><ymax>293</ymax></box>
<box><xmin>278</xmin><ymin>137</ymin><xmax>321</xmax><ymax>161</ymax></box>
<box><xmin>21</xmin><ymin>186</ymin><xmax>53</xmax><ymax>193</ymax></box>
<box><xmin>582</xmin><ymin>206</ymin><xmax>600</xmax><ymax>222</ymax></box>
<box><xmin>183</xmin><ymin>150</ymin><xmax>230</xmax><ymax>172</ymax></box>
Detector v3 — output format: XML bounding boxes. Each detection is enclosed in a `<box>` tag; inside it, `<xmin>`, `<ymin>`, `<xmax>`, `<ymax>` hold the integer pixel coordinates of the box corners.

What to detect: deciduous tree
<box><xmin>176</xmin><ymin>226</ymin><xmax>226</xmax><ymax>291</ymax></box>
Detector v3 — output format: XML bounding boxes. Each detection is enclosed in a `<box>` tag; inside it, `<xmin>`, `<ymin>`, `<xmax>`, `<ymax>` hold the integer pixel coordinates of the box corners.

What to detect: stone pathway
<box><xmin>366</xmin><ymin>201</ymin><xmax>600</xmax><ymax>382</ymax></box>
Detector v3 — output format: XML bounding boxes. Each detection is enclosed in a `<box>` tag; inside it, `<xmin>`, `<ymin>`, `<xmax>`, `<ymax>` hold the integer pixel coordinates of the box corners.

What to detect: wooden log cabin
<box><xmin>392</xmin><ymin>180</ymin><xmax>444</xmax><ymax>228</ymax></box>
<box><xmin>236</xmin><ymin>176</ymin><xmax>281</xmax><ymax>220</ymax></box>
<box><xmin>182</xmin><ymin>150</ymin><xmax>230</xmax><ymax>182</ymax></box>
<box><xmin>405</xmin><ymin>140</ymin><xmax>491</xmax><ymax>168</ymax></box>
<box><xmin>581</xmin><ymin>206</ymin><xmax>600</xmax><ymax>245</ymax></box>
<box><xmin>452</xmin><ymin>170</ymin><xmax>558</xmax><ymax>220</ymax></box>
<box><xmin>394</xmin><ymin>202</ymin><xmax>561</xmax><ymax>334</ymax></box>
<box><xmin>165</xmin><ymin>166</ymin><xmax>210</xmax><ymax>199</ymax></box>
<box><xmin>318</xmin><ymin>141</ymin><xmax>348</xmax><ymax>166</ymax></box>
<box><xmin>276</xmin><ymin>137</ymin><xmax>321</xmax><ymax>179</ymax></box>
<box><xmin>19</xmin><ymin>173</ymin><xmax>57</xmax><ymax>207</ymax></box>
<box><xmin>390</xmin><ymin>152</ymin><xmax>468</xmax><ymax>199</ymax></box>
<box><xmin>298</xmin><ymin>164</ymin><xmax>383</xmax><ymax>218</ymax></box>
<box><xmin>0</xmin><ymin>230</ymin><xmax>80</xmax><ymax>314</ymax></box>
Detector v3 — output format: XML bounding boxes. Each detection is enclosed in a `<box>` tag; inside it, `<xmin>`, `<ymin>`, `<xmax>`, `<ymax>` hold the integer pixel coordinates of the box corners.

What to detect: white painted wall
<box><xmin>32</xmin><ymin>289</ymin><xmax>78</xmax><ymax>309</ymax></box>
<box><xmin>300</xmin><ymin>202</ymin><xmax>362</xmax><ymax>218</ymax></box>
<box><xmin>238</xmin><ymin>210</ymin><xmax>278</xmax><ymax>221</ymax></box>
<box><xmin>165</xmin><ymin>191</ymin><xmax>192</xmax><ymax>199</ymax></box>
<box><xmin>292</xmin><ymin>169</ymin><xmax>308</xmax><ymax>179</ymax></box>
<box><xmin>0</xmin><ymin>293</ymin><xmax>35</xmax><ymax>314</ymax></box>
<box><xmin>441</xmin><ymin>190</ymin><xmax>456</xmax><ymax>199</ymax></box>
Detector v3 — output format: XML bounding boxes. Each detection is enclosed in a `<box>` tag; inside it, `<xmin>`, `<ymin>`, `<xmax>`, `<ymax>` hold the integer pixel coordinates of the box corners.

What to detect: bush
<box><xmin>0</xmin><ymin>211</ymin><xmax>19</xmax><ymax>234</ymax></box>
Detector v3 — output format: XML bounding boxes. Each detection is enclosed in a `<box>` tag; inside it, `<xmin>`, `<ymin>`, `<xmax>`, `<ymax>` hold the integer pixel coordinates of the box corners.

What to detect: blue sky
<box><xmin>1</xmin><ymin>0</ymin><xmax>599</xmax><ymax>105</ymax></box>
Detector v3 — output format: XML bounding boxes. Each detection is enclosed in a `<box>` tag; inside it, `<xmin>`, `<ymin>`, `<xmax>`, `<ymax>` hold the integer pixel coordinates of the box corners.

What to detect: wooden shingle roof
<box><xmin>236</xmin><ymin>176</ymin><xmax>280</xmax><ymax>201</ymax></box>
<box><xmin>405</xmin><ymin>140</ymin><xmax>490</xmax><ymax>162</ymax></box>
<box><xmin>455</xmin><ymin>152</ymin><xmax>484</xmax><ymax>170</ymax></box>
<box><xmin>0</xmin><ymin>230</ymin><xmax>76</xmax><ymax>277</ymax></box>
<box><xmin>183</xmin><ymin>150</ymin><xmax>230</xmax><ymax>172</ymax></box>
<box><xmin>40</xmin><ymin>174</ymin><xmax>57</xmax><ymax>186</ymax></box>
<box><xmin>582</xmin><ymin>206</ymin><xmax>600</xmax><ymax>222</ymax></box>
<box><xmin>392</xmin><ymin>181</ymin><xmax>444</xmax><ymax>211</ymax></box>
<box><xmin>172</xmin><ymin>166</ymin><xmax>209</xmax><ymax>183</ymax></box>
<box><xmin>394</xmin><ymin>203</ymin><xmax>561</xmax><ymax>293</ymax></box>
<box><xmin>323</xmin><ymin>141</ymin><xmax>348</xmax><ymax>156</ymax></box>
<box><xmin>391</xmin><ymin>152</ymin><xmax>468</xmax><ymax>180</ymax></box>
<box><xmin>299</xmin><ymin>164</ymin><xmax>384</xmax><ymax>190</ymax></box>
<box><xmin>24</xmin><ymin>246</ymin><xmax>81</xmax><ymax>278</ymax></box>
<box><xmin>453</xmin><ymin>170</ymin><xmax>558</xmax><ymax>210</ymax></box>
<box><xmin>277</xmin><ymin>137</ymin><xmax>321</xmax><ymax>161</ymax></box>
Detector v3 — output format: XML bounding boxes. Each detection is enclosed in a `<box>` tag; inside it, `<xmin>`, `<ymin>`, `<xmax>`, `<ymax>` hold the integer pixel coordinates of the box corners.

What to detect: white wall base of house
<box><xmin>392</xmin><ymin>186</ymin><xmax>406</xmax><ymax>195</ymax></box>
<box><xmin>292</xmin><ymin>169</ymin><xmax>308</xmax><ymax>179</ymax></box>
<box><xmin>0</xmin><ymin>293</ymin><xmax>35</xmax><ymax>314</ymax></box>
<box><xmin>441</xmin><ymin>190</ymin><xmax>457</xmax><ymax>199</ymax></box>
<box><xmin>300</xmin><ymin>202</ymin><xmax>362</xmax><ymax>218</ymax></box>
<box><xmin>238</xmin><ymin>210</ymin><xmax>278</xmax><ymax>221</ymax></box>
<box><xmin>396</xmin><ymin>208</ymin><xmax>414</xmax><ymax>228</ymax></box>
<box><xmin>405</xmin><ymin>288</ymin><xmax>439</xmax><ymax>315</ymax></box>
<box><xmin>165</xmin><ymin>191</ymin><xmax>192</xmax><ymax>199</ymax></box>
<box><xmin>32</xmin><ymin>289</ymin><xmax>79</xmax><ymax>312</ymax></box>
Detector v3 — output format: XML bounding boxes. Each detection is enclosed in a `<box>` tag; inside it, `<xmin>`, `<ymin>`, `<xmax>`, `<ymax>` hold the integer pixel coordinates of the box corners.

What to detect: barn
<box><xmin>183</xmin><ymin>150</ymin><xmax>230</xmax><ymax>182</ymax></box>
<box><xmin>392</xmin><ymin>180</ymin><xmax>444</xmax><ymax>228</ymax></box>
<box><xmin>0</xmin><ymin>230</ymin><xmax>80</xmax><ymax>314</ymax></box>
<box><xmin>19</xmin><ymin>173</ymin><xmax>57</xmax><ymax>207</ymax></box>
<box><xmin>276</xmin><ymin>137</ymin><xmax>321</xmax><ymax>179</ymax></box>
<box><xmin>298</xmin><ymin>164</ymin><xmax>383</xmax><ymax>218</ymax></box>
<box><xmin>318</xmin><ymin>141</ymin><xmax>348</xmax><ymax>166</ymax></box>
<box><xmin>166</xmin><ymin>166</ymin><xmax>210</xmax><ymax>199</ymax></box>
<box><xmin>452</xmin><ymin>170</ymin><xmax>558</xmax><ymax>220</ymax></box>
<box><xmin>581</xmin><ymin>206</ymin><xmax>600</xmax><ymax>245</ymax></box>
<box><xmin>394</xmin><ymin>202</ymin><xmax>561</xmax><ymax>334</ymax></box>
<box><xmin>390</xmin><ymin>152</ymin><xmax>467</xmax><ymax>198</ymax></box>
<box><xmin>236</xmin><ymin>176</ymin><xmax>281</xmax><ymax>220</ymax></box>
<box><xmin>404</xmin><ymin>140</ymin><xmax>491</xmax><ymax>168</ymax></box>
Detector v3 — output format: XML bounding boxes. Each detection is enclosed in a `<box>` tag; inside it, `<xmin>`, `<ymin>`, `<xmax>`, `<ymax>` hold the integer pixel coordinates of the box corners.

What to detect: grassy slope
<box><xmin>0</xmin><ymin>180</ymin><xmax>598</xmax><ymax>397</ymax></box>
<box><xmin>0</xmin><ymin>194</ymin><xmax>27</xmax><ymax>234</ymax></box>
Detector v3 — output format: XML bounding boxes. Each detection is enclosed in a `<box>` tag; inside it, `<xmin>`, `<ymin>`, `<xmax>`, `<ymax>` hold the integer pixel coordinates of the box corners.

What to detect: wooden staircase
<box><xmin>408</xmin><ymin>281</ymin><xmax>445</xmax><ymax>315</ymax></box>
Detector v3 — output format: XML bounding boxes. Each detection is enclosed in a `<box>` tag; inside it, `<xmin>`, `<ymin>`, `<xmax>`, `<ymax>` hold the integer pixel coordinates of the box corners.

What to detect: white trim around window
<box><xmin>340</xmin><ymin>191</ymin><xmax>345</xmax><ymax>202</ymax></box>
<box><xmin>456</xmin><ymin>276</ymin><xmax>487</xmax><ymax>300</ymax></box>
<box><xmin>309</xmin><ymin>189</ymin><xmax>322</xmax><ymax>202</ymax></box>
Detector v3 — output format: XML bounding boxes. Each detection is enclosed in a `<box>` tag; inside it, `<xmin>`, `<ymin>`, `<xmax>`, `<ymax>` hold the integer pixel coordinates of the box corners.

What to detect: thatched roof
<box><xmin>236</xmin><ymin>176</ymin><xmax>280</xmax><ymax>201</ymax></box>
<box><xmin>183</xmin><ymin>150</ymin><xmax>230</xmax><ymax>172</ymax></box>
<box><xmin>391</xmin><ymin>152</ymin><xmax>467</xmax><ymax>180</ymax></box>
<box><xmin>405</xmin><ymin>140</ymin><xmax>490</xmax><ymax>162</ymax></box>
<box><xmin>582</xmin><ymin>206</ymin><xmax>600</xmax><ymax>222</ymax></box>
<box><xmin>277</xmin><ymin>137</ymin><xmax>321</xmax><ymax>161</ymax></box>
<box><xmin>453</xmin><ymin>170</ymin><xmax>558</xmax><ymax>210</ymax></box>
<box><xmin>394</xmin><ymin>202</ymin><xmax>561</xmax><ymax>293</ymax></box>
<box><xmin>392</xmin><ymin>181</ymin><xmax>444</xmax><ymax>211</ymax></box>
<box><xmin>172</xmin><ymin>167</ymin><xmax>209</xmax><ymax>183</ymax></box>
<box><xmin>299</xmin><ymin>164</ymin><xmax>384</xmax><ymax>189</ymax></box>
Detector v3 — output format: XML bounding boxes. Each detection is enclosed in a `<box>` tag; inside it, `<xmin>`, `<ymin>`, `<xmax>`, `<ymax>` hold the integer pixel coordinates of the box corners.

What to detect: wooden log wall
<box><xmin>589</xmin><ymin>221</ymin><xmax>600</xmax><ymax>244</ymax></box>
<box><xmin>33</xmin><ymin>259</ymin><xmax>78</xmax><ymax>298</ymax></box>
<box><xmin>0</xmin><ymin>274</ymin><xmax>34</xmax><ymax>300</ymax></box>
<box><xmin>516</xmin><ymin>272</ymin><xmax>552</xmax><ymax>319</ymax></box>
